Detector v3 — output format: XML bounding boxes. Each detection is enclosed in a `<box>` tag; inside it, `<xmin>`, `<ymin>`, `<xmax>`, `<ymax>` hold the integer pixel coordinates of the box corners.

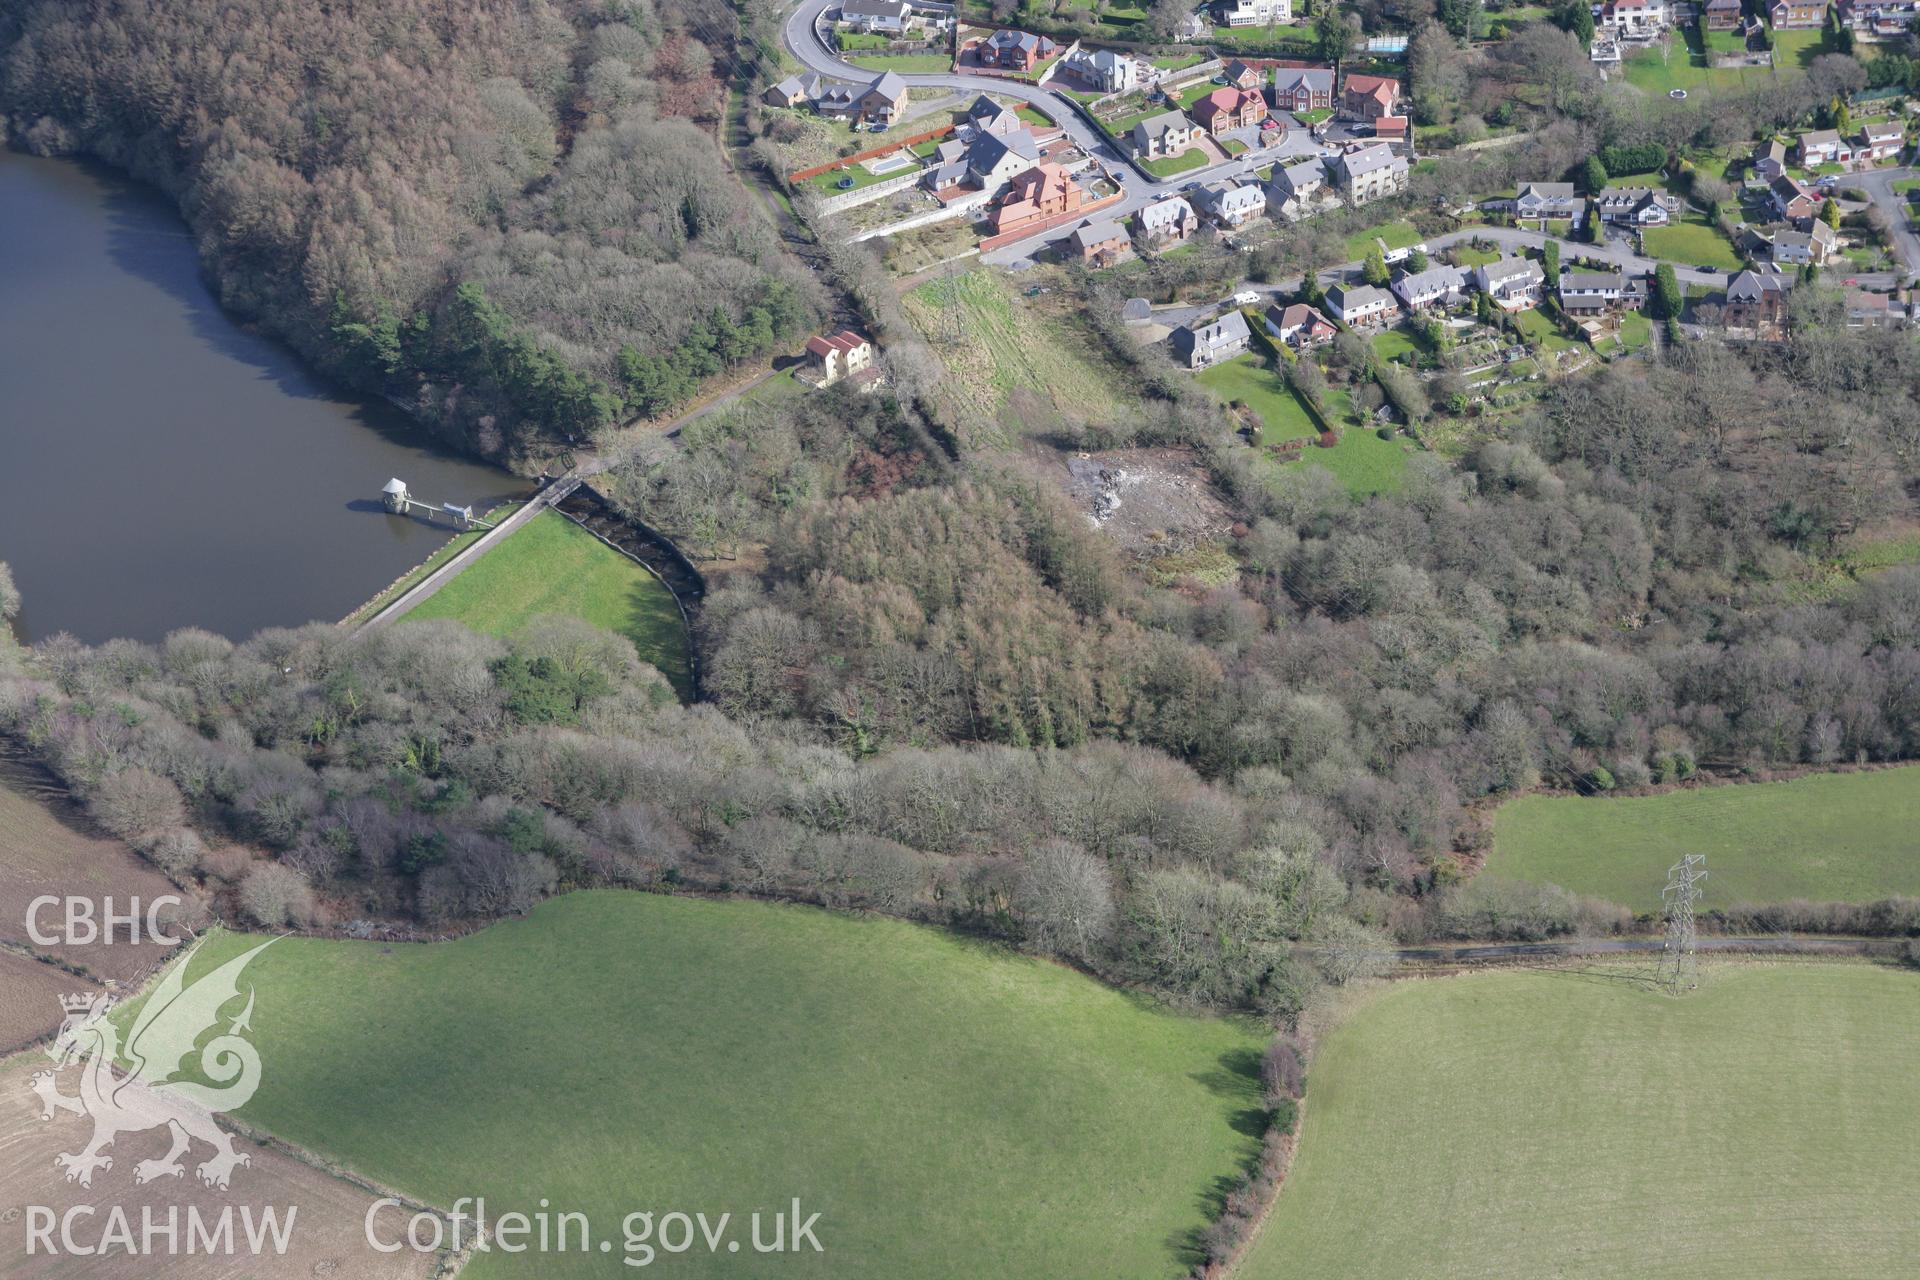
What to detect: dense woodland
<box><xmin>0</xmin><ymin>0</ymin><xmax>814</xmax><ymax>462</ymax></box>
<box><xmin>8</xmin><ymin>306</ymin><xmax>1920</xmax><ymax>1023</ymax></box>
<box><xmin>8</xmin><ymin>1</ymin><xmax>1920</xmax><ymax>1033</ymax></box>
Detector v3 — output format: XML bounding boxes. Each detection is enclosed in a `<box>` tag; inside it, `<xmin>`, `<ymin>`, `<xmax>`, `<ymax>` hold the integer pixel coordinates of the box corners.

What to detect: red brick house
<box><xmin>989</xmin><ymin>162</ymin><xmax>1088</xmax><ymax>233</ymax></box>
<box><xmin>978</xmin><ymin>28</ymin><xmax>1056</xmax><ymax>71</ymax></box>
<box><xmin>1193</xmin><ymin>87</ymin><xmax>1268</xmax><ymax>135</ymax></box>
<box><xmin>1340</xmin><ymin>74</ymin><xmax>1401</xmax><ymax>120</ymax></box>
<box><xmin>1222</xmin><ymin>59</ymin><xmax>1261</xmax><ymax>90</ymax></box>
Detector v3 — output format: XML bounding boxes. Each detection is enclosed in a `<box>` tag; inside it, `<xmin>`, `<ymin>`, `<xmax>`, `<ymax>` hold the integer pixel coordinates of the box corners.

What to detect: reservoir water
<box><xmin>0</xmin><ymin>149</ymin><xmax>524</xmax><ymax>644</ymax></box>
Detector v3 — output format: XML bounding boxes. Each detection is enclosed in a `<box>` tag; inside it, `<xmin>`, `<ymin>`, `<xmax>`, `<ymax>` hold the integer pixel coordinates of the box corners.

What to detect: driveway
<box><xmin>1846</xmin><ymin>165</ymin><xmax>1920</xmax><ymax>283</ymax></box>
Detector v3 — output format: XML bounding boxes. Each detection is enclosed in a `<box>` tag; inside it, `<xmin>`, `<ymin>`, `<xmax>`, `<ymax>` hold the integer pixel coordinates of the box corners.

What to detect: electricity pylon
<box><xmin>1657</xmin><ymin>854</ymin><xmax>1707</xmax><ymax>995</ymax></box>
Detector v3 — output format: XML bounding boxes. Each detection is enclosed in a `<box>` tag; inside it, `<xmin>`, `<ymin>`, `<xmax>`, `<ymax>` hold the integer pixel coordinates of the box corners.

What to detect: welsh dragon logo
<box><xmin>31</xmin><ymin>938</ymin><xmax>276</xmax><ymax>1190</ymax></box>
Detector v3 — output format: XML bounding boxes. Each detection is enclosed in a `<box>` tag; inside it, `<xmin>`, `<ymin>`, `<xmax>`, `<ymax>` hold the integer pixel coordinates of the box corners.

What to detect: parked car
<box><xmin>1233</xmin><ymin>290</ymin><xmax>1261</xmax><ymax>305</ymax></box>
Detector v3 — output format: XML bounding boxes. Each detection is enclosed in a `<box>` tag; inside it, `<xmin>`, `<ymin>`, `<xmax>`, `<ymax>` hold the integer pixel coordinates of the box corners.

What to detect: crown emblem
<box><xmin>60</xmin><ymin>992</ymin><xmax>100</xmax><ymax>1013</ymax></box>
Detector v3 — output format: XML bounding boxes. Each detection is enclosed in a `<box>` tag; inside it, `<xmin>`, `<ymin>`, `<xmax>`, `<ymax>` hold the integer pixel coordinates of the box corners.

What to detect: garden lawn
<box><xmin>1285</xmin><ymin>426</ymin><xmax>1410</xmax><ymax>496</ymax></box>
<box><xmin>1198</xmin><ymin>354</ymin><xmax>1319</xmax><ymax>442</ymax></box>
<box><xmin>1170</xmin><ymin>81</ymin><xmax>1218</xmax><ymax>109</ymax></box>
<box><xmin>1619</xmin><ymin>28</ymin><xmax>1770</xmax><ymax>98</ymax></box>
<box><xmin>1369</xmin><ymin>326</ymin><xmax>1421</xmax><ymax>364</ymax></box>
<box><xmin>1617</xmin><ymin>310</ymin><xmax>1653</xmax><ymax>350</ymax></box>
<box><xmin>407</xmin><ymin>510</ymin><xmax>692</xmax><ymax>699</ymax></box>
<box><xmin>1342</xmin><ymin>220</ymin><xmax>1422</xmax><ymax>262</ymax></box>
<box><xmin>1141</xmin><ymin>146</ymin><xmax>1210</xmax><ymax>178</ymax></box>
<box><xmin>1641</xmin><ymin>218</ymin><xmax>1743</xmax><ymax>270</ymax></box>
<box><xmin>1510</xmin><ymin>306</ymin><xmax>1561</xmax><ymax>346</ymax></box>
<box><xmin>171</xmin><ymin>893</ymin><xmax>1267</xmax><ymax>1280</ymax></box>
<box><xmin>847</xmin><ymin>52</ymin><xmax>953</xmax><ymax>72</ymax></box>
<box><xmin>1487</xmin><ymin>767</ymin><xmax>1920</xmax><ymax>910</ymax></box>
<box><xmin>1451</xmin><ymin>243</ymin><xmax>1502</xmax><ymax>267</ymax></box>
<box><xmin>1241</xmin><ymin>963</ymin><xmax>1920</xmax><ymax>1280</ymax></box>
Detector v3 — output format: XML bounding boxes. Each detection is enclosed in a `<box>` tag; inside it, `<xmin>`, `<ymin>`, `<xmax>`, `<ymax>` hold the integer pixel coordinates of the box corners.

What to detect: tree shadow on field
<box><xmin>1190</xmin><ymin>1045</ymin><xmax>1263</xmax><ymax>1100</ymax></box>
<box><xmin>1166</xmin><ymin>1047</ymin><xmax>1273</xmax><ymax>1268</ymax></box>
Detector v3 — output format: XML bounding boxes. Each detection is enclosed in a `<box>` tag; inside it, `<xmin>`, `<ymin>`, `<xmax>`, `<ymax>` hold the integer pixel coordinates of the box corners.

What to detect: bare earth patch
<box><xmin>0</xmin><ymin>954</ymin><xmax>99</xmax><ymax>1057</ymax></box>
<box><xmin>1058</xmin><ymin>447</ymin><xmax>1236</xmax><ymax>560</ymax></box>
<box><xmin>0</xmin><ymin>1055</ymin><xmax>438</xmax><ymax>1279</ymax></box>
<box><xmin>0</xmin><ymin>752</ymin><xmax>203</xmax><ymax>986</ymax></box>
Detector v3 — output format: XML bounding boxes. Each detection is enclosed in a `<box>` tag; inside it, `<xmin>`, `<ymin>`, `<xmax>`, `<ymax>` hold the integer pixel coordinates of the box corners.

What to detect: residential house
<box><xmin>1195</xmin><ymin>181</ymin><xmax>1268</xmax><ymax>228</ymax></box>
<box><xmin>1770</xmin><ymin>0</ymin><xmax>1828</xmax><ymax>23</ymax></box>
<box><xmin>764</xmin><ymin>74</ymin><xmax>824</xmax><ymax>108</ymax></box>
<box><xmin>1134</xmin><ymin>110</ymin><xmax>1198</xmax><ymax>159</ymax></box>
<box><xmin>1391</xmin><ymin>264</ymin><xmax>1470</xmax><ymax>311</ymax></box>
<box><xmin>1264</xmin><ymin>302</ymin><xmax>1337</xmax><ymax>346</ymax></box>
<box><xmin>1858</xmin><ymin>120</ymin><xmax>1905</xmax><ymax>162</ymax></box>
<box><xmin>1703</xmin><ymin>0</ymin><xmax>1744</xmax><ymax>28</ymax></box>
<box><xmin>1067</xmin><ymin>48</ymin><xmax>1139</xmax><ymax>94</ymax></box>
<box><xmin>1837</xmin><ymin>0</ymin><xmax>1920</xmax><ymax>34</ymax></box>
<box><xmin>1137</xmin><ymin>195</ymin><xmax>1200</xmax><ymax>243</ymax></box>
<box><xmin>1769</xmin><ymin>173</ymin><xmax>1820</xmax><ymax>225</ymax></box>
<box><xmin>1068</xmin><ymin>218</ymin><xmax>1134</xmax><ymax>266</ymax></box>
<box><xmin>1769</xmin><ymin>220</ymin><xmax>1839</xmax><ymax>264</ymax></box>
<box><xmin>1557</xmin><ymin>270</ymin><xmax>1634</xmax><ymax>315</ymax></box>
<box><xmin>1600</xmin><ymin>0</ymin><xmax>1671</xmax><ymax>35</ymax></box>
<box><xmin>1797</xmin><ymin>128</ymin><xmax>1853</xmax><ymax>166</ymax></box>
<box><xmin>1514</xmin><ymin>182</ymin><xmax>1587</xmax><ymax>227</ymax></box>
<box><xmin>1222</xmin><ymin>59</ymin><xmax>1262</xmax><ymax>90</ymax></box>
<box><xmin>805</xmin><ymin>330</ymin><xmax>875</xmax><ymax>385</ymax></box>
<box><xmin>1592</xmin><ymin>186</ymin><xmax>1679</xmax><ymax>226</ymax></box>
<box><xmin>979</xmin><ymin>28</ymin><xmax>1056</xmax><ymax>70</ymax></box>
<box><xmin>1217</xmin><ymin>0</ymin><xmax>1293</xmax><ymax>26</ymax></box>
<box><xmin>965</xmin><ymin>129</ymin><xmax>1044</xmax><ymax>190</ymax></box>
<box><xmin>1325</xmin><ymin>282</ymin><xmax>1396</xmax><ymax>326</ymax></box>
<box><xmin>840</xmin><ymin>0</ymin><xmax>913</xmax><ymax>35</ymax></box>
<box><xmin>815</xmin><ymin>71</ymin><xmax>910</xmax><ymax>124</ymax></box>
<box><xmin>1475</xmin><ymin>256</ymin><xmax>1546</xmax><ymax>310</ymax></box>
<box><xmin>1171</xmin><ymin>311</ymin><xmax>1252</xmax><ymax>368</ymax></box>
<box><xmin>1845</xmin><ymin>288</ymin><xmax>1906</xmax><ymax>326</ymax></box>
<box><xmin>1266</xmin><ymin>157</ymin><xmax>1328</xmax><ymax>213</ymax></box>
<box><xmin>1331</xmin><ymin>143</ymin><xmax>1409</xmax><ymax>203</ymax></box>
<box><xmin>1193</xmin><ymin>87</ymin><xmax>1268</xmax><ymax>135</ymax></box>
<box><xmin>1273</xmin><ymin>67</ymin><xmax>1336</xmax><ymax>114</ymax></box>
<box><xmin>1752</xmin><ymin>138</ymin><xmax>1790</xmax><ymax>182</ymax></box>
<box><xmin>1340</xmin><ymin>74</ymin><xmax>1402</xmax><ymax>120</ymax></box>
<box><xmin>989</xmin><ymin>162</ymin><xmax>1088</xmax><ymax>233</ymax></box>
<box><xmin>964</xmin><ymin>95</ymin><xmax>1024</xmax><ymax>137</ymax></box>
<box><xmin>1723</xmin><ymin>269</ymin><xmax>1788</xmax><ymax>329</ymax></box>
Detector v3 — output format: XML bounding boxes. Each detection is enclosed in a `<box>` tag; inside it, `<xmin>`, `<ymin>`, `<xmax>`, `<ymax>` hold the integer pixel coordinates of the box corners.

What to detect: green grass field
<box><xmin>170</xmin><ymin>892</ymin><xmax>1266</xmax><ymax>1279</ymax></box>
<box><xmin>1642</xmin><ymin>218</ymin><xmax>1744</xmax><ymax>270</ymax></box>
<box><xmin>346</xmin><ymin>500</ymin><xmax>524</xmax><ymax>627</ymax></box>
<box><xmin>407</xmin><ymin>510</ymin><xmax>693</xmax><ymax>699</ymax></box>
<box><xmin>902</xmin><ymin>269</ymin><xmax>1128</xmax><ymax>435</ymax></box>
<box><xmin>1487</xmin><ymin>768</ymin><xmax>1920</xmax><ymax>910</ymax></box>
<box><xmin>1284</xmin><ymin>426</ymin><xmax>1410</xmax><ymax>497</ymax></box>
<box><xmin>1198</xmin><ymin>353</ymin><xmax>1320</xmax><ymax>442</ymax></box>
<box><xmin>1241</xmin><ymin>963</ymin><xmax>1920</xmax><ymax>1280</ymax></box>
